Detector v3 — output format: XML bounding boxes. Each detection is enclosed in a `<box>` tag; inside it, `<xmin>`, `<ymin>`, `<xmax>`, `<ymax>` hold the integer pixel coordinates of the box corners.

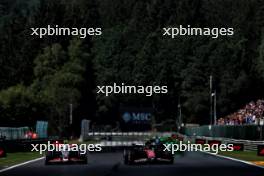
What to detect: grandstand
<box><xmin>217</xmin><ymin>100</ymin><xmax>264</xmax><ymax>125</ymax></box>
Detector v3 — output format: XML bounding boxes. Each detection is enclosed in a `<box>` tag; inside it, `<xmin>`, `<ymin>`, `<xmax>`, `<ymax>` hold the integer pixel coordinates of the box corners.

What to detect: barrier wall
<box><xmin>182</xmin><ymin>125</ymin><xmax>264</xmax><ymax>140</ymax></box>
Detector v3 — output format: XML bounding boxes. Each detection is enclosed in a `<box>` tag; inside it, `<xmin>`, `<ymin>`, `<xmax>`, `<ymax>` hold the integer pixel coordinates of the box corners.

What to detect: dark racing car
<box><xmin>123</xmin><ymin>141</ymin><xmax>174</xmax><ymax>165</ymax></box>
<box><xmin>45</xmin><ymin>141</ymin><xmax>87</xmax><ymax>165</ymax></box>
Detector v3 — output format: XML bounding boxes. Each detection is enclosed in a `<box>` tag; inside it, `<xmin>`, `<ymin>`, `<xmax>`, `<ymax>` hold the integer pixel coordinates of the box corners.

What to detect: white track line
<box><xmin>0</xmin><ymin>157</ymin><xmax>44</xmax><ymax>173</ymax></box>
<box><xmin>204</xmin><ymin>151</ymin><xmax>264</xmax><ymax>169</ymax></box>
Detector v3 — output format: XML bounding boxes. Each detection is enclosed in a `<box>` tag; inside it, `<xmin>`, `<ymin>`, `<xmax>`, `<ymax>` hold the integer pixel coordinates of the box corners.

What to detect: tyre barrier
<box><xmin>257</xmin><ymin>145</ymin><xmax>264</xmax><ymax>156</ymax></box>
<box><xmin>0</xmin><ymin>146</ymin><xmax>6</xmax><ymax>158</ymax></box>
<box><xmin>208</xmin><ymin>140</ymin><xmax>222</xmax><ymax>146</ymax></box>
<box><xmin>195</xmin><ymin>139</ymin><xmax>206</xmax><ymax>144</ymax></box>
<box><xmin>228</xmin><ymin>143</ymin><xmax>244</xmax><ymax>151</ymax></box>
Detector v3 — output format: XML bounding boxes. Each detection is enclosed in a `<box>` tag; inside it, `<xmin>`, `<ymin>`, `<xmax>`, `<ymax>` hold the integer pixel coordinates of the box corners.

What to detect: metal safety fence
<box><xmin>182</xmin><ymin>125</ymin><xmax>264</xmax><ymax>140</ymax></box>
<box><xmin>84</xmin><ymin>131</ymin><xmax>264</xmax><ymax>151</ymax></box>
<box><xmin>0</xmin><ymin>127</ymin><xmax>29</xmax><ymax>140</ymax></box>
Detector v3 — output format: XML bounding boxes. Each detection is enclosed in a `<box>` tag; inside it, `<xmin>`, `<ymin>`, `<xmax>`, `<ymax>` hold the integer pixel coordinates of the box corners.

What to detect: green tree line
<box><xmin>0</xmin><ymin>0</ymin><xmax>264</xmax><ymax>134</ymax></box>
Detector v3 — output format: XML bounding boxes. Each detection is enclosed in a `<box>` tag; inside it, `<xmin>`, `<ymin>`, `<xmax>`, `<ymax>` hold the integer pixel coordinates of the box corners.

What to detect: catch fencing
<box><xmin>182</xmin><ymin>125</ymin><xmax>264</xmax><ymax>140</ymax></box>
<box><xmin>0</xmin><ymin>127</ymin><xmax>29</xmax><ymax>140</ymax></box>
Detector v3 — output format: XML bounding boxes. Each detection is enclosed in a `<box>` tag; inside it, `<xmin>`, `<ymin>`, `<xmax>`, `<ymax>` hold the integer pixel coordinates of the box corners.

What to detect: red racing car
<box><xmin>45</xmin><ymin>141</ymin><xmax>87</xmax><ymax>165</ymax></box>
<box><xmin>123</xmin><ymin>142</ymin><xmax>174</xmax><ymax>165</ymax></box>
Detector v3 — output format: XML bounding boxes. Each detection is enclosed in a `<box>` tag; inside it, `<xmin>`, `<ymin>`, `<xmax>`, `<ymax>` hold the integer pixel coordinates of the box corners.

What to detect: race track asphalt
<box><xmin>0</xmin><ymin>152</ymin><xmax>263</xmax><ymax>176</ymax></box>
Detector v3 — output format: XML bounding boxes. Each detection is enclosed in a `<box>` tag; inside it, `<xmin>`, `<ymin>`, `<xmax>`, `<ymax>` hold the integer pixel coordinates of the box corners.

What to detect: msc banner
<box><xmin>120</xmin><ymin>107</ymin><xmax>153</xmax><ymax>131</ymax></box>
<box><xmin>257</xmin><ymin>145</ymin><xmax>264</xmax><ymax>156</ymax></box>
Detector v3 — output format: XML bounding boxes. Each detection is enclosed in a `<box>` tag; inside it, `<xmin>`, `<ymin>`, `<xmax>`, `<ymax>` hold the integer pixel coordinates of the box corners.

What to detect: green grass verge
<box><xmin>218</xmin><ymin>151</ymin><xmax>264</xmax><ymax>161</ymax></box>
<box><xmin>0</xmin><ymin>152</ymin><xmax>42</xmax><ymax>168</ymax></box>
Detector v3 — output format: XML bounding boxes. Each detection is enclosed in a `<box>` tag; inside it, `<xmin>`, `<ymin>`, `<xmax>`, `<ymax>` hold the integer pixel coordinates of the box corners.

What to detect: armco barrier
<box><xmin>83</xmin><ymin>132</ymin><xmax>174</xmax><ymax>141</ymax></box>
<box><xmin>182</xmin><ymin>125</ymin><xmax>264</xmax><ymax>140</ymax></box>
<box><xmin>83</xmin><ymin>131</ymin><xmax>264</xmax><ymax>153</ymax></box>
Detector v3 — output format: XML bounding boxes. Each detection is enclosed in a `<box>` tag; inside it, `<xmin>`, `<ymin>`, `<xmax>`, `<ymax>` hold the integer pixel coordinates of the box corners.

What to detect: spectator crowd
<box><xmin>217</xmin><ymin>100</ymin><xmax>264</xmax><ymax>125</ymax></box>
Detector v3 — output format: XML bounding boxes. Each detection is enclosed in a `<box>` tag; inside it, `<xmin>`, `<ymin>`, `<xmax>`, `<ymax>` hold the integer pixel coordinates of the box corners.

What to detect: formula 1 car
<box><xmin>45</xmin><ymin>141</ymin><xmax>87</xmax><ymax>165</ymax></box>
<box><xmin>123</xmin><ymin>142</ymin><xmax>174</xmax><ymax>165</ymax></box>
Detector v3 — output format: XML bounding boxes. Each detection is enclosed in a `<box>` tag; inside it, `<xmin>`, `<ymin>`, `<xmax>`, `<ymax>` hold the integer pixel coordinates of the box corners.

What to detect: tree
<box><xmin>30</xmin><ymin>39</ymin><xmax>87</xmax><ymax>135</ymax></box>
<box><xmin>0</xmin><ymin>84</ymin><xmax>37</xmax><ymax>126</ymax></box>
